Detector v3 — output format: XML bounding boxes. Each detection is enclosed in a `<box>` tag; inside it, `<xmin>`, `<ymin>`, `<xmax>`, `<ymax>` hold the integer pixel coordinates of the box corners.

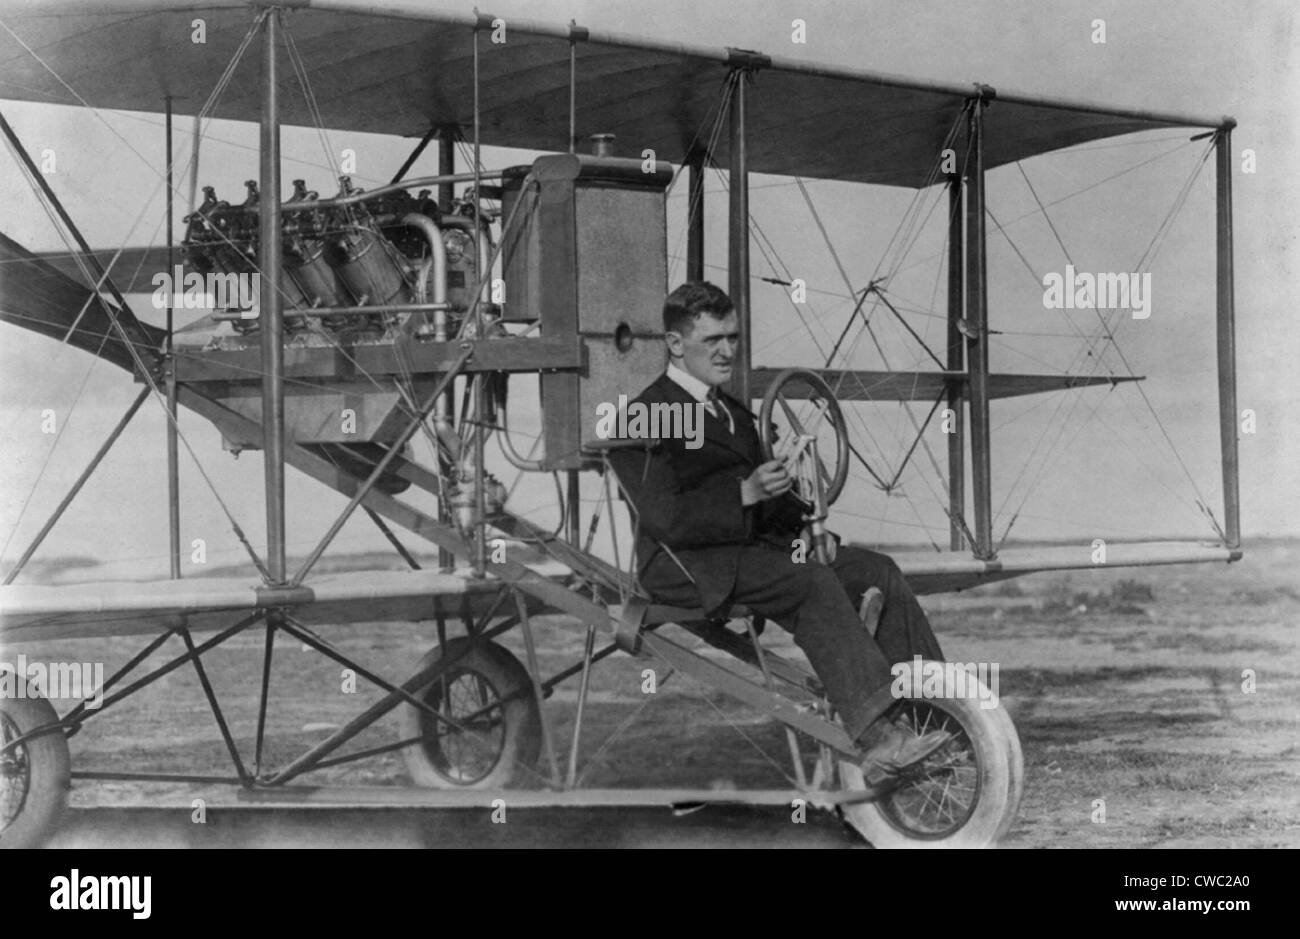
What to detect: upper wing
<box><xmin>0</xmin><ymin>1</ymin><xmax>1223</xmax><ymax>188</ymax></box>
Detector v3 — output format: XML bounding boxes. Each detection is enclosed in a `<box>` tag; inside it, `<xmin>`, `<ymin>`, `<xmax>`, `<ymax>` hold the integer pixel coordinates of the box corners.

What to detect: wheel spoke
<box><xmin>776</xmin><ymin>394</ymin><xmax>807</xmax><ymax>438</ymax></box>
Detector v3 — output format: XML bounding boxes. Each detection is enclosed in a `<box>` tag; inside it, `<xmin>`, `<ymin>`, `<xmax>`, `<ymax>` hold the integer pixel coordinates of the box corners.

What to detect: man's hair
<box><xmin>663</xmin><ymin>281</ymin><xmax>734</xmax><ymax>336</ymax></box>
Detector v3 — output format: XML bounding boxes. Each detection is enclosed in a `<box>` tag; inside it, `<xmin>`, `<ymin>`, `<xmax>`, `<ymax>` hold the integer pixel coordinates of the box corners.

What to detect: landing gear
<box><xmin>837</xmin><ymin>686</ymin><xmax>1023</xmax><ymax>848</ymax></box>
<box><xmin>399</xmin><ymin>638</ymin><xmax>542</xmax><ymax>790</ymax></box>
<box><xmin>0</xmin><ymin>686</ymin><xmax>70</xmax><ymax>849</ymax></box>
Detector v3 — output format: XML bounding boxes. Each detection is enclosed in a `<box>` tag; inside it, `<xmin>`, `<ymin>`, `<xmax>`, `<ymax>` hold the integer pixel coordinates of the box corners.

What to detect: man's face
<box><xmin>667</xmin><ymin>311</ymin><xmax>739</xmax><ymax>387</ymax></box>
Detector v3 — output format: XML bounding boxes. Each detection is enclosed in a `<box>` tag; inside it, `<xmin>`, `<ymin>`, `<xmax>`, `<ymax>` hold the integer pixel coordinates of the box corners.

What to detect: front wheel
<box><xmin>838</xmin><ymin>686</ymin><xmax>1022</xmax><ymax>848</ymax></box>
<box><xmin>1</xmin><ymin>686</ymin><xmax>71</xmax><ymax>849</ymax></box>
<box><xmin>399</xmin><ymin>638</ymin><xmax>542</xmax><ymax>790</ymax></box>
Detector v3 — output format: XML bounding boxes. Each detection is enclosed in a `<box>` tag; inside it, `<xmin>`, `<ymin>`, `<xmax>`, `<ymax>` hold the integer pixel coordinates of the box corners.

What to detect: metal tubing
<box><xmin>166</xmin><ymin>95</ymin><xmax>181</xmax><ymax>578</ymax></box>
<box><xmin>259</xmin><ymin>10</ymin><xmax>286</xmax><ymax>584</ymax></box>
<box><xmin>70</xmin><ymin>771</ymin><xmax>244</xmax><ymax>785</ymax></box>
<box><xmin>277</xmin><ymin>171</ymin><xmax>503</xmax><ymax>212</ymax></box>
<box><xmin>213</xmin><ymin>302</ymin><xmax>450</xmax><ymax>320</ymax></box>
<box><xmin>745</xmin><ymin>617</ymin><xmax>808</xmax><ymax>789</ymax></box>
<box><xmin>390</xmin><ymin>125</ymin><xmax>437</xmax><ymax>185</ymax></box>
<box><xmin>964</xmin><ymin>98</ymin><xmax>994</xmax><ymax>559</ymax></box>
<box><xmin>565</xmin><ymin>621</ymin><xmax>598</xmax><ymax>788</ymax></box>
<box><xmin>568</xmin><ymin>35</ymin><xmax>577</xmax><ymax>153</ymax></box>
<box><xmin>565</xmin><ymin>471</ymin><xmax>580</xmax><ymax>545</ymax></box>
<box><xmin>514</xmin><ymin>589</ymin><xmax>562</xmax><ymax>787</ymax></box>
<box><xmin>57</xmin><ymin>628</ymin><xmax>174</xmax><ymax>729</ymax></box>
<box><xmin>946</xmin><ymin>171</ymin><xmax>966</xmax><ymax>551</ymax></box>
<box><xmin>178</xmin><ymin>626</ymin><xmax>251</xmax><ymax>784</ymax></box>
<box><xmin>727</xmin><ymin>70</ymin><xmax>751</xmax><ymax>405</ymax></box>
<box><xmin>95</xmin><ymin>613</ymin><xmax>264</xmax><ymax>715</ymax></box>
<box><xmin>253</xmin><ymin>616</ymin><xmax>277</xmax><ymax>775</ymax></box>
<box><xmin>264</xmin><ymin>616</ymin><xmax>495</xmax><ymax>784</ymax></box>
<box><xmin>3</xmin><ymin>387</ymin><xmax>150</xmax><ymax>585</ymax></box>
<box><xmin>365</xmin><ymin>506</ymin><xmax>421</xmax><ymax>569</ymax></box>
<box><xmin>400</xmin><ymin>211</ymin><xmax>449</xmax><ymax>339</ymax></box>
<box><xmin>687</xmin><ymin>149</ymin><xmax>705</xmax><ymax>281</ymax></box>
<box><xmin>1215</xmin><ymin>125</ymin><xmax>1241</xmax><ymax>549</ymax></box>
<box><xmin>496</xmin><ymin>403</ymin><xmax>546</xmax><ymax>471</ymax></box>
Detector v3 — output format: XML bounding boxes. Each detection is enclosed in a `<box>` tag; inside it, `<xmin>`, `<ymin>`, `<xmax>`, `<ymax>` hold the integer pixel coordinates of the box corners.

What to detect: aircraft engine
<box><xmin>181</xmin><ymin>175</ymin><xmax>499</xmax><ymax>452</ymax></box>
<box><xmin>180</xmin><ymin>175</ymin><xmax>488</xmax><ymax>340</ymax></box>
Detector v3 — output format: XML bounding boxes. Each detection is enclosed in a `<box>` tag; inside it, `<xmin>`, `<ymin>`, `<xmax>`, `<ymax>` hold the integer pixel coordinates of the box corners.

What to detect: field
<box><xmin>8</xmin><ymin>538</ymin><xmax>1299</xmax><ymax>847</ymax></box>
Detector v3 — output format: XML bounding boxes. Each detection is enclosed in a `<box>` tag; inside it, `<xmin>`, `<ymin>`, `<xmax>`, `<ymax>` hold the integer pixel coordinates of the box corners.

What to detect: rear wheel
<box><xmin>838</xmin><ymin>686</ymin><xmax>1021</xmax><ymax>848</ymax></box>
<box><xmin>1</xmin><ymin>687</ymin><xmax>70</xmax><ymax>849</ymax></box>
<box><xmin>399</xmin><ymin>638</ymin><xmax>542</xmax><ymax>790</ymax></box>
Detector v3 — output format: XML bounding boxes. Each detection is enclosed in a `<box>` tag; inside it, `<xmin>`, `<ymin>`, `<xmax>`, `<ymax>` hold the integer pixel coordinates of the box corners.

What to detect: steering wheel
<box><xmin>758</xmin><ymin>368</ymin><xmax>850</xmax><ymax>507</ymax></box>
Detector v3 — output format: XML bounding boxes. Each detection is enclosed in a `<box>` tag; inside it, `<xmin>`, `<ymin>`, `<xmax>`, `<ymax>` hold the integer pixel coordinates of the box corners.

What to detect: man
<box><xmin>608</xmin><ymin>281</ymin><xmax>949</xmax><ymax>784</ymax></box>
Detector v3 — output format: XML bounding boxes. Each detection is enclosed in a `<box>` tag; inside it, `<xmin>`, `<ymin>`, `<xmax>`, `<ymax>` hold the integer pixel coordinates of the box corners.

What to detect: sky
<box><xmin>0</xmin><ymin>0</ymin><xmax>1296</xmax><ymax>580</ymax></box>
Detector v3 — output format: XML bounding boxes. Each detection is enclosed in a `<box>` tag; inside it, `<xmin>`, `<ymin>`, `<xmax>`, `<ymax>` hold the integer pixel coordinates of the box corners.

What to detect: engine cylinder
<box><xmin>333</xmin><ymin>227</ymin><xmax>411</xmax><ymax>309</ymax></box>
<box><xmin>286</xmin><ymin>236</ymin><xmax>353</xmax><ymax>330</ymax></box>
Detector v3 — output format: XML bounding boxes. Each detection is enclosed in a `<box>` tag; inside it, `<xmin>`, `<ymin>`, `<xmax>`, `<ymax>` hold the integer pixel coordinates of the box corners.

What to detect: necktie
<box><xmin>706</xmin><ymin>388</ymin><xmax>735</xmax><ymax>435</ymax></box>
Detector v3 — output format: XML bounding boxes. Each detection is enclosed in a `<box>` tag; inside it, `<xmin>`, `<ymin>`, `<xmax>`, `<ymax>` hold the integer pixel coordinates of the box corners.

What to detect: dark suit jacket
<box><xmin>606</xmin><ymin>372</ymin><xmax>810</xmax><ymax>614</ymax></box>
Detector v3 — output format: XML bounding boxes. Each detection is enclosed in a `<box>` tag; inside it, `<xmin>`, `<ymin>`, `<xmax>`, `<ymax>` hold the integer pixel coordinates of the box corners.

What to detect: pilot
<box><xmin>608</xmin><ymin>281</ymin><xmax>950</xmax><ymax>784</ymax></box>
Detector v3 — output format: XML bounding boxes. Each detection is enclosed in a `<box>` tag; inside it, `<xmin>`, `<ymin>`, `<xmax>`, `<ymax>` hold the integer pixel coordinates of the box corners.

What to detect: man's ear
<box><xmin>664</xmin><ymin>331</ymin><xmax>684</xmax><ymax>359</ymax></box>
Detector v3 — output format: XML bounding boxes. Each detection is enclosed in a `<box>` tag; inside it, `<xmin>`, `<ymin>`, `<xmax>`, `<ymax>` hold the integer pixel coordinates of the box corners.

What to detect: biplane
<box><xmin>0</xmin><ymin>0</ymin><xmax>1242</xmax><ymax>849</ymax></box>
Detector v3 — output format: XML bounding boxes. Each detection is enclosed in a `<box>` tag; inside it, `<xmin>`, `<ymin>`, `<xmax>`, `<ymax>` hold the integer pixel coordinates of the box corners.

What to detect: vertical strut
<box><xmin>964</xmin><ymin>95</ymin><xmax>994</xmax><ymax>559</ymax></box>
<box><xmin>437</xmin><ymin>127</ymin><xmax>456</xmax><ymax>214</ymax></box>
<box><xmin>259</xmin><ymin>9</ymin><xmax>286</xmax><ymax>584</ymax></box>
<box><xmin>946</xmin><ymin>170</ymin><xmax>966</xmax><ymax>551</ymax></box>
<box><xmin>165</xmin><ymin>94</ymin><xmax>181</xmax><ymax>579</ymax></box>
<box><xmin>1214</xmin><ymin>121</ymin><xmax>1240</xmax><ymax>549</ymax></box>
<box><xmin>727</xmin><ymin>70</ymin><xmax>751</xmax><ymax>406</ymax></box>
<box><xmin>687</xmin><ymin>148</ymin><xmax>705</xmax><ymax>282</ymax></box>
<box><xmin>471</xmin><ymin>21</ymin><xmax>487</xmax><ymax>577</ymax></box>
<box><xmin>437</xmin><ymin>125</ymin><xmax>456</xmax><ymax>573</ymax></box>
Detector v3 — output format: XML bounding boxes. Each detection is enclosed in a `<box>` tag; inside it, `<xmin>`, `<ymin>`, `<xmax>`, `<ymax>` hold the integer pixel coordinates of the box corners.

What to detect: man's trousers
<box><xmin>642</xmin><ymin>543</ymin><xmax>945</xmax><ymax>743</ymax></box>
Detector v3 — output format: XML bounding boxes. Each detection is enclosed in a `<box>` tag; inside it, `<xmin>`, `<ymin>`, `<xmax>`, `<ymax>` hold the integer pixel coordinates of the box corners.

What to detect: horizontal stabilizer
<box><xmin>886</xmin><ymin>540</ymin><xmax>1239</xmax><ymax>596</ymax></box>
<box><xmin>0</xmin><ymin>232</ymin><xmax>164</xmax><ymax>372</ymax></box>
<box><xmin>34</xmin><ymin>245</ymin><xmax>169</xmax><ymax>294</ymax></box>
<box><xmin>750</xmin><ymin>367</ymin><xmax>1143</xmax><ymax>402</ymax></box>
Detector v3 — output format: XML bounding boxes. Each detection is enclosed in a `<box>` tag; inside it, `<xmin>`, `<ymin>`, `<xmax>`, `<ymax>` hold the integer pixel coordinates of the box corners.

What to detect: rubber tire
<box><xmin>988</xmin><ymin>694</ymin><xmax>1025</xmax><ymax>844</ymax></box>
<box><xmin>838</xmin><ymin>682</ymin><xmax>1021</xmax><ymax>848</ymax></box>
<box><xmin>0</xmin><ymin>689</ymin><xmax>70</xmax><ymax>849</ymax></box>
<box><xmin>399</xmin><ymin>638</ymin><xmax>542</xmax><ymax>790</ymax></box>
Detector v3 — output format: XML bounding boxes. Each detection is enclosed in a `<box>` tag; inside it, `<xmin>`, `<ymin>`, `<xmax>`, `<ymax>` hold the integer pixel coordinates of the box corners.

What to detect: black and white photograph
<box><xmin>0</xmin><ymin>0</ymin><xmax>1294</xmax><ymax>889</ymax></box>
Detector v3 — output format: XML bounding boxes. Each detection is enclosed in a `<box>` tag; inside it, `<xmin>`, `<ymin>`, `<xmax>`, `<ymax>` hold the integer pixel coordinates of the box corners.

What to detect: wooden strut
<box><xmin>964</xmin><ymin>94</ymin><xmax>995</xmax><ymax>560</ymax></box>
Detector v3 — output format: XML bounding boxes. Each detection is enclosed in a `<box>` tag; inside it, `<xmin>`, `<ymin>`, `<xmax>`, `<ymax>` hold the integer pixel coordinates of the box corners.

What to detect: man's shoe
<box><xmin>858</xmin><ymin>719</ymin><xmax>953</xmax><ymax>789</ymax></box>
<box><xmin>858</xmin><ymin>587</ymin><xmax>884</xmax><ymax>633</ymax></box>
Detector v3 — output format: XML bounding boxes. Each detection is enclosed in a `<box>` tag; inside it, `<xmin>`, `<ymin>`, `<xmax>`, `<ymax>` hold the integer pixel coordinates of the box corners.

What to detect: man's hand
<box><xmin>741</xmin><ymin>460</ymin><xmax>794</xmax><ymax>506</ymax></box>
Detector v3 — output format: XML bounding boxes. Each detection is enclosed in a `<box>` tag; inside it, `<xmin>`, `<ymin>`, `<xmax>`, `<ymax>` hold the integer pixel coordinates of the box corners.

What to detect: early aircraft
<box><xmin>0</xmin><ymin>0</ymin><xmax>1241</xmax><ymax>848</ymax></box>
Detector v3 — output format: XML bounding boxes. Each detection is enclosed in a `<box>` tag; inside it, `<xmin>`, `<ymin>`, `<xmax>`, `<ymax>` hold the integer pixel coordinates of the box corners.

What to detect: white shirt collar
<box><xmin>666</xmin><ymin>362</ymin><xmax>714</xmax><ymax>403</ymax></box>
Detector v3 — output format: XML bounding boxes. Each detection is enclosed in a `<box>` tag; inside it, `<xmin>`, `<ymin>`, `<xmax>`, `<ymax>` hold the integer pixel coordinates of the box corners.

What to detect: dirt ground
<box><xmin>10</xmin><ymin>538</ymin><xmax>1299</xmax><ymax>847</ymax></box>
